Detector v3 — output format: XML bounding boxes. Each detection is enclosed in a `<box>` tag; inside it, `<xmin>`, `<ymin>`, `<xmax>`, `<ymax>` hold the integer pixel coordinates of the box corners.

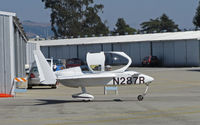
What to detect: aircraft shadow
<box><xmin>28</xmin><ymin>88</ymin><xmax>56</xmax><ymax>90</ymax></box>
<box><xmin>36</xmin><ymin>99</ymin><xmax>137</xmax><ymax>105</ymax></box>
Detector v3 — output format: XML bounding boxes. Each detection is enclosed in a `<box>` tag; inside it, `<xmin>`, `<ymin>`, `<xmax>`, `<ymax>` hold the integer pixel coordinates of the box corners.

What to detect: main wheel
<box><xmin>137</xmin><ymin>95</ymin><xmax>144</xmax><ymax>101</ymax></box>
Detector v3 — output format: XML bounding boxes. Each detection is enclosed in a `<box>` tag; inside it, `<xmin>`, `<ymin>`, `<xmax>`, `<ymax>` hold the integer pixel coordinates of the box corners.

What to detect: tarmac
<box><xmin>1</xmin><ymin>67</ymin><xmax>200</xmax><ymax>125</ymax></box>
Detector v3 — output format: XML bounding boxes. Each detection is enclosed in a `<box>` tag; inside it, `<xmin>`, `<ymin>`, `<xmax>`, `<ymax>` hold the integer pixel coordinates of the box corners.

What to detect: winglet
<box><xmin>33</xmin><ymin>50</ymin><xmax>57</xmax><ymax>84</ymax></box>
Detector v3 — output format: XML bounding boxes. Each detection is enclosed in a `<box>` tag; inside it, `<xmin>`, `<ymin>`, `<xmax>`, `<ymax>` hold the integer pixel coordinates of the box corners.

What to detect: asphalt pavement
<box><xmin>1</xmin><ymin>67</ymin><xmax>200</xmax><ymax>125</ymax></box>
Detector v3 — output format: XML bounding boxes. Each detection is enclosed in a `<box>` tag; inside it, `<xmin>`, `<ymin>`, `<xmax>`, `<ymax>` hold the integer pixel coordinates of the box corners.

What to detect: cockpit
<box><xmin>86</xmin><ymin>51</ymin><xmax>132</xmax><ymax>73</ymax></box>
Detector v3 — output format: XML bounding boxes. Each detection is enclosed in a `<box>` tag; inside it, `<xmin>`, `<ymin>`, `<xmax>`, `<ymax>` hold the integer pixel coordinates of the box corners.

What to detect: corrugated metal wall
<box><xmin>41</xmin><ymin>45</ymin><xmax>78</xmax><ymax>59</ymax></box>
<box><xmin>0</xmin><ymin>15</ymin><xmax>11</xmax><ymax>94</ymax></box>
<box><xmin>14</xmin><ymin>26</ymin><xmax>26</xmax><ymax>77</ymax></box>
<box><xmin>40</xmin><ymin>40</ymin><xmax>200</xmax><ymax>67</ymax></box>
<box><xmin>152</xmin><ymin>40</ymin><xmax>200</xmax><ymax>66</ymax></box>
<box><xmin>186</xmin><ymin>40</ymin><xmax>200</xmax><ymax>66</ymax></box>
<box><xmin>152</xmin><ymin>42</ymin><xmax>164</xmax><ymax>65</ymax></box>
<box><xmin>174</xmin><ymin>41</ymin><xmax>187</xmax><ymax>66</ymax></box>
<box><xmin>26</xmin><ymin>42</ymin><xmax>37</xmax><ymax>68</ymax></box>
<box><xmin>0</xmin><ymin>13</ymin><xmax>27</xmax><ymax>94</ymax></box>
<box><xmin>78</xmin><ymin>44</ymin><xmax>102</xmax><ymax>61</ymax></box>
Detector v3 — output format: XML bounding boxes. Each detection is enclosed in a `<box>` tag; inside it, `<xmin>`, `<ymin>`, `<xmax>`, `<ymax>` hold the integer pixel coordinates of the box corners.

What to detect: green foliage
<box><xmin>140</xmin><ymin>14</ymin><xmax>180</xmax><ymax>33</ymax></box>
<box><xmin>114</xmin><ymin>18</ymin><xmax>136</xmax><ymax>35</ymax></box>
<box><xmin>193</xmin><ymin>1</ymin><xmax>200</xmax><ymax>28</ymax></box>
<box><xmin>41</xmin><ymin>0</ymin><xmax>109</xmax><ymax>38</ymax></box>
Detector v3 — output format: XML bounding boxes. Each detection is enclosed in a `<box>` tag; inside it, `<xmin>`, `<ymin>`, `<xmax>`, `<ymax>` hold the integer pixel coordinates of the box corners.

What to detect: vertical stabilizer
<box><xmin>33</xmin><ymin>50</ymin><xmax>57</xmax><ymax>84</ymax></box>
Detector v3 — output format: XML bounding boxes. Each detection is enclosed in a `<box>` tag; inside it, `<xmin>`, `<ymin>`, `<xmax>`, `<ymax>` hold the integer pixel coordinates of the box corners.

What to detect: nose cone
<box><xmin>146</xmin><ymin>75</ymin><xmax>154</xmax><ymax>83</ymax></box>
<box><xmin>140</xmin><ymin>74</ymin><xmax>154</xmax><ymax>83</ymax></box>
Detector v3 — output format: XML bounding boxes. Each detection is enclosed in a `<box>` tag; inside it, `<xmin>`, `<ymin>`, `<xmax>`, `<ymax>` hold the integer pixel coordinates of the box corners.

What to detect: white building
<box><xmin>31</xmin><ymin>31</ymin><xmax>200</xmax><ymax>67</ymax></box>
<box><xmin>0</xmin><ymin>11</ymin><xmax>28</xmax><ymax>94</ymax></box>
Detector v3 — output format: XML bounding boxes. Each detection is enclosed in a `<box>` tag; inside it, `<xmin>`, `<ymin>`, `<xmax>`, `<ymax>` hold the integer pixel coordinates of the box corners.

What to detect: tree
<box><xmin>41</xmin><ymin>0</ymin><xmax>109</xmax><ymax>38</ymax></box>
<box><xmin>193</xmin><ymin>1</ymin><xmax>200</xmax><ymax>28</ymax></box>
<box><xmin>140</xmin><ymin>14</ymin><xmax>180</xmax><ymax>33</ymax></box>
<box><xmin>140</xmin><ymin>18</ymin><xmax>160</xmax><ymax>33</ymax></box>
<box><xmin>160</xmin><ymin>14</ymin><xmax>179</xmax><ymax>32</ymax></box>
<box><xmin>114</xmin><ymin>18</ymin><xmax>136</xmax><ymax>35</ymax></box>
<box><xmin>82</xmin><ymin>5</ymin><xmax>109</xmax><ymax>36</ymax></box>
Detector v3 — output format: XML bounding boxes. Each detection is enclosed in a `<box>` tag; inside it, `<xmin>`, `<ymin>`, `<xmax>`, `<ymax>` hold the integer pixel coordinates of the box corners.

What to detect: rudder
<box><xmin>33</xmin><ymin>50</ymin><xmax>57</xmax><ymax>84</ymax></box>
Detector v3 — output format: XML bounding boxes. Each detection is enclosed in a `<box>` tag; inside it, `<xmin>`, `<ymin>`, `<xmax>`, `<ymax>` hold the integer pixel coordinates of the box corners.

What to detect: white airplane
<box><xmin>33</xmin><ymin>50</ymin><xmax>154</xmax><ymax>101</ymax></box>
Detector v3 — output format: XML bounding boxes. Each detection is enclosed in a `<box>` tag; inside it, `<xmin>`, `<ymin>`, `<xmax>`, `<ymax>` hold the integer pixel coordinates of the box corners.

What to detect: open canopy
<box><xmin>86</xmin><ymin>51</ymin><xmax>132</xmax><ymax>73</ymax></box>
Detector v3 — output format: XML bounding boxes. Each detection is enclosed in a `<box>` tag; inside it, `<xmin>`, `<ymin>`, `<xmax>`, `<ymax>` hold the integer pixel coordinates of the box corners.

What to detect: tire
<box><xmin>51</xmin><ymin>85</ymin><xmax>57</xmax><ymax>89</ymax></box>
<box><xmin>28</xmin><ymin>85</ymin><xmax>32</xmax><ymax>89</ymax></box>
<box><xmin>137</xmin><ymin>95</ymin><xmax>144</xmax><ymax>101</ymax></box>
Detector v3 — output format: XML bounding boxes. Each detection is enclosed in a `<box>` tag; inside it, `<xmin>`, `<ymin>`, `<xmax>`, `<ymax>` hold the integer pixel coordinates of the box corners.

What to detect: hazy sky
<box><xmin>0</xmin><ymin>0</ymin><xmax>199</xmax><ymax>29</ymax></box>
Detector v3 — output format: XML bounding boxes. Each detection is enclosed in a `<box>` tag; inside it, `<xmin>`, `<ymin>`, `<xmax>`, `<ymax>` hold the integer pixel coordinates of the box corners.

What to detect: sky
<box><xmin>0</xmin><ymin>0</ymin><xmax>199</xmax><ymax>30</ymax></box>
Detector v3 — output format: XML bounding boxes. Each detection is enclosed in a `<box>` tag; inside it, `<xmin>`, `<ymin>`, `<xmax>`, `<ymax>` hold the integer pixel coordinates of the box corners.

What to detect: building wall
<box><xmin>152</xmin><ymin>42</ymin><xmax>164</xmax><ymax>65</ymax></box>
<box><xmin>78</xmin><ymin>44</ymin><xmax>102</xmax><ymax>61</ymax></box>
<box><xmin>40</xmin><ymin>46</ymin><xmax>49</xmax><ymax>58</ymax></box>
<box><xmin>174</xmin><ymin>41</ymin><xmax>187</xmax><ymax>66</ymax></box>
<box><xmin>14</xmin><ymin>25</ymin><xmax>26</xmax><ymax>78</ymax></box>
<box><xmin>186</xmin><ymin>40</ymin><xmax>200</xmax><ymax>66</ymax></box>
<box><xmin>0</xmin><ymin>13</ymin><xmax>27</xmax><ymax>94</ymax></box>
<box><xmin>40</xmin><ymin>40</ymin><xmax>200</xmax><ymax>67</ymax></box>
<box><xmin>0</xmin><ymin>15</ymin><xmax>11</xmax><ymax>94</ymax></box>
<box><xmin>26</xmin><ymin>42</ymin><xmax>37</xmax><ymax>68</ymax></box>
<box><xmin>152</xmin><ymin>40</ymin><xmax>200</xmax><ymax>67</ymax></box>
<box><xmin>41</xmin><ymin>45</ymin><xmax>78</xmax><ymax>59</ymax></box>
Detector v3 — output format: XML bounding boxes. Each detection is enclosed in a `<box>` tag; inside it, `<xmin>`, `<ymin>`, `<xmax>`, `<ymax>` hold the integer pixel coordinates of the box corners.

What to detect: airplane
<box><xmin>33</xmin><ymin>50</ymin><xmax>154</xmax><ymax>101</ymax></box>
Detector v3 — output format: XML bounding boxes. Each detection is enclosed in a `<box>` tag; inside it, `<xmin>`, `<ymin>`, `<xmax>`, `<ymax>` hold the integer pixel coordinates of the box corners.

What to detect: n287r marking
<box><xmin>113</xmin><ymin>77</ymin><xmax>145</xmax><ymax>85</ymax></box>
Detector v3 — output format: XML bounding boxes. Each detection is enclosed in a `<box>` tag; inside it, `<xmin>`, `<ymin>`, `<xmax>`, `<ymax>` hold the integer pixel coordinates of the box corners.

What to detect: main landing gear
<box><xmin>137</xmin><ymin>84</ymin><xmax>149</xmax><ymax>101</ymax></box>
<box><xmin>72</xmin><ymin>87</ymin><xmax>94</xmax><ymax>101</ymax></box>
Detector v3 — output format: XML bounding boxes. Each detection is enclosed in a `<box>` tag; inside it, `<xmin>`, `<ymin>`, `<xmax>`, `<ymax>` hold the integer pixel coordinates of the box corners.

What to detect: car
<box><xmin>66</xmin><ymin>58</ymin><xmax>89</xmax><ymax>71</ymax></box>
<box><xmin>28</xmin><ymin>59</ymin><xmax>57</xmax><ymax>89</ymax></box>
<box><xmin>142</xmin><ymin>56</ymin><xmax>159</xmax><ymax>66</ymax></box>
<box><xmin>66</xmin><ymin>58</ymin><xmax>85</xmax><ymax>68</ymax></box>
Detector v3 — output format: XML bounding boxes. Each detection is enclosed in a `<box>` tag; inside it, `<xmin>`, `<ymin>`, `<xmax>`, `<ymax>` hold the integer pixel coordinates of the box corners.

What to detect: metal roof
<box><xmin>0</xmin><ymin>10</ymin><xmax>28</xmax><ymax>41</ymax></box>
<box><xmin>30</xmin><ymin>31</ymin><xmax>200</xmax><ymax>46</ymax></box>
<box><xmin>0</xmin><ymin>11</ymin><xmax>16</xmax><ymax>16</ymax></box>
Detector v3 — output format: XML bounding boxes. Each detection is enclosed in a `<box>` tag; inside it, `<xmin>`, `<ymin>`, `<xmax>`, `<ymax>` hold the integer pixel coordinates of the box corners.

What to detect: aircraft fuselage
<box><xmin>57</xmin><ymin>71</ymin><xmax>154</xmax><ymax>88</ymax></box>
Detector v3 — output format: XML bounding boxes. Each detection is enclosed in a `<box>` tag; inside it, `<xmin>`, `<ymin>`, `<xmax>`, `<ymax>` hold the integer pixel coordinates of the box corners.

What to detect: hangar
<box><xmin>32</xmin><ymin>31</ymin><xmax>200</xmax><ymax>67</ymax></box>
<box><xmin>0</xmin><ymin>11</ymin><xmax>28</xmax><ymax>95</ymax></box>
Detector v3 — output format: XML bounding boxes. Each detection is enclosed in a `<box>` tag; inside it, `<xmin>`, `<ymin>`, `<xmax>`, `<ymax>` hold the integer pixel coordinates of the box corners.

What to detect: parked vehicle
<box><xmin>28</xmin><ymin>59</ymin><xmax>57</xmax><ymax>89</ymax></box>
<box><xmin>66</xmin><ymin>58</ymin><xmax>88</xmax><ymax>71</ymax></box>
<box><xmin>142</xmin><ymin>56</ymin><xmax>159</xmax><ymax>66</ymax></box>
<box><xmin>66</xmin><ymin>58</ymin><xmax>84</xmax><ymax>68</ymax></box>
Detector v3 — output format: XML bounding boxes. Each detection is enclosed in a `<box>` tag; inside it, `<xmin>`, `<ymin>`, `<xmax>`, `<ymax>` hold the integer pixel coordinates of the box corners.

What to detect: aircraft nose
<box><xmin>146</xmin><ymin>75</ymin><xmax>154</xmax><ymax>83</ymax></box>
<box><xmin>141</xmin><ymin>74</ymin><xmax>154</xmax><ymax>83</ymax></box>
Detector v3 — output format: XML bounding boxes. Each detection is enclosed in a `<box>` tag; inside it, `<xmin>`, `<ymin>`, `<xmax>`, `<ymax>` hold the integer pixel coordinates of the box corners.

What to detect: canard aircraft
<box><xmin>33</xmin><ymin>50</ymin><xmax>154</xmax><ymax>101</ymax></box>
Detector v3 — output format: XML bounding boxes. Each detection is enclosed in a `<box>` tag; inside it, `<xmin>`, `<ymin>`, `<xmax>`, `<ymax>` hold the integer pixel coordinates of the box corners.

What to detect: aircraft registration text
<box><xmin>113</xmin><ymin>77</ymin><xmax>145</xmax><ymax>85</ymax></box>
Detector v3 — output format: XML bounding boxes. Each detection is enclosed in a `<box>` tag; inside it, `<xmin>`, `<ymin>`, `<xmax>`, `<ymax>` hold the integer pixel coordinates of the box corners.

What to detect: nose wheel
<box><xmin>137</xmin><ymin>95</ymin><xmax>144</xmax><ymax>101</ymax></box>
<box><xmin>137</xmin><ymin>84</ymin><xmax>149</xmax><ymax>101</ymax></box>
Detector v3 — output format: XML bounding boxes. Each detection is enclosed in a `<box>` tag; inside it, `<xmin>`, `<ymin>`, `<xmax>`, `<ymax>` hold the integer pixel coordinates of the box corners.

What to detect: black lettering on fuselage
<box><xmin>113</xmin><ymin>77</ymin><xmax>119</xmax><ymax>85</ymax></box>
<box><xmin>112</xmin><ymin>77</ymin><xmax>145</xmax><ymax>85</ymax></box>
<box><xmin>120</xmin><ymin>77</ymin><xmax>126</xmax><ymax>85</ymax></box>
<box><xmin>139</xmin><ymin>77</ymin><xmax>145</xmax><ymax>84</ymax></box>
<box><xmin>127</xmin><ymin>77</ymin><xmax>132</xmax><ymax>84</ymax></box>
<box><xmin>132</xmin><ymin>77</ymin><xmax>138</xmax><ymax>84</ymax></box>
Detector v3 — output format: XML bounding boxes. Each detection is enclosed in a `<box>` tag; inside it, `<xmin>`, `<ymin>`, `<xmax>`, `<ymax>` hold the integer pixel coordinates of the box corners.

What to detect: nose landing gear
<box><xmin>137</xmin><ymin>84</ymin><xmax>149</xmax><ymax>101</ymax></box>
